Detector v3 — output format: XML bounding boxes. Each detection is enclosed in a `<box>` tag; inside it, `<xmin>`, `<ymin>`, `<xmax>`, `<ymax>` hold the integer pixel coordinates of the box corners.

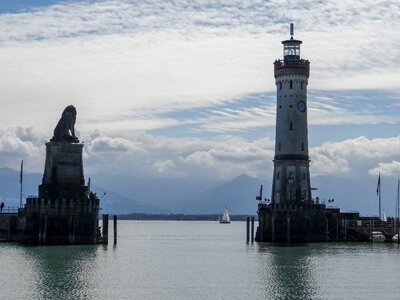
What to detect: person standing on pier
<box><xmin>0</xmin><ymin>202</ymin><xmax>4</xmax><ymax>213</ymax></box>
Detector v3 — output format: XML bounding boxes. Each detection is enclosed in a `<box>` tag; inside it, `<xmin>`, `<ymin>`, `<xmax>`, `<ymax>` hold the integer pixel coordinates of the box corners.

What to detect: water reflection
<box><xmin>256</xmin><ymin>243</ymin><xmax>319</xmax><ymax>300</ymax></box>
<box><xmin>20</xmin><ymin>245</ymin><xmax>100</xmax><ymax>300</ymax></box>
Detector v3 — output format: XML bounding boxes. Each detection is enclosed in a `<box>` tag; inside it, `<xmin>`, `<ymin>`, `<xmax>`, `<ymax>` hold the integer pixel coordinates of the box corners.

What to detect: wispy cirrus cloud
<box><xmin>0</xmin><ymin>0</ymin><xmax>399</xmax><ymax>135</ymax></box>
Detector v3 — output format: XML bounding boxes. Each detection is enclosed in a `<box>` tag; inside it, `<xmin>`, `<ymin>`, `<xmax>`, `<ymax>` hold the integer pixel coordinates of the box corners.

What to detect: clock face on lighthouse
<box><xmin>297</xmin><ymin>101</ymin><xmax>306</xmax><ymax>112</ymax></box>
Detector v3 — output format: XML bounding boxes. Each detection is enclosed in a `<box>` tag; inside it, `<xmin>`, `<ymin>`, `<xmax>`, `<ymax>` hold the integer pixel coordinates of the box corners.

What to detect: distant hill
<box><xmin>90</xmin><ymin>185</ymin><xmax>167</xmax><ymax>214</ymax></box>
<box><xmin>2</xmin><ymin>166</ymin><xmax>388</xmax><ymax>216</ymax></box>
<box><xmin>91</xmin><ymin>174</ymin><xmax>218</xmax><ymax>211</ymax></box>
<box><xmin>179</xmin><ymin>174</ymin><xmax>266</xmax><ymax>215</ymax></box>
<box><xmin>0</xmin><ymin>167</ymin><xmax>278</xmax><ymax>215</ymax></box>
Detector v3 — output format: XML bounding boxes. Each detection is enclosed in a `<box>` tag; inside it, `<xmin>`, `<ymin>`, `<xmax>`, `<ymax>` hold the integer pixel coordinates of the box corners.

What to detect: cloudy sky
<box><xmin>0</xmin><ymin>0</ymin><xmax>399</xmax><ymax>212</ymax></box>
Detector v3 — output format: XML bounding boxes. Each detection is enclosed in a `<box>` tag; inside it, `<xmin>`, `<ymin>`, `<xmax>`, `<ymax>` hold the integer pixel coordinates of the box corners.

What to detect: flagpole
<box><xmin>20</xmin><ymin>160</ymin><xmax>23</xmax><ymax>208</ymax></box>
<box><xmin>394</xmin><ymin>179</ymin><xmax>400</xmax><ymax>246</ymax></box>
<box><xmin>379</xmin><ymin>188</ymin><xmax>381</xmax><ymax>220</ymax></box>
<box><xmin>377</xmin><ymin>173</ymin><xmax>381</xmax><ymax>220</ymax></box>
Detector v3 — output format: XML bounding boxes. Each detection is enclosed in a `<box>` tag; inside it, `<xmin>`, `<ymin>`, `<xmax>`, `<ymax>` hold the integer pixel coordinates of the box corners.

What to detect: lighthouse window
<box><xmin>278</xmin><ymin>143</ymin><xmax>281</xmax><ymax>151</ymax></box>
<box><xmin>277</xmin><ymin>172</ymin><xmax>280</xmax><ymax>180</ymax></box>
<box><xmin>302</xmin><ymin>173</ymin><xmax>306</xmax><ymax>180</ymax></box>
<box><xmin>279</xmin><ymin>82</ymin><xmax>282</xmax><ymax>90</ymax></box>
<box><xmin>301</xmin><ymin>142</ymin><xmax>304</xmax><ymax>151</ymax></box>
<box><xmin>279</xmin><ymin>105</ymin><xmax>282</xmax><ymax>109</ymax></box>
<box><xmin>290</xmin><ymin>122</ymin><xmax>293</xmax><ymax>131</ymax></box>
<box><xmin>290</xmin><ymin>80</ymin><xmax>293</xmax><ymax>89</ymax></box>
<box><xmin>301</xmin><ymin>82</ymin><xmax>303</xmax><ymax>89</ymax></box>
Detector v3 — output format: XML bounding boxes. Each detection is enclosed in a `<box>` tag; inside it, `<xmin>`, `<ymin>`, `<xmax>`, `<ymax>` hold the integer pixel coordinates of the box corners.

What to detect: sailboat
<box><xmin>219</xmin><ymin>207</ymin><xmax>231</xmax><ymax>224</ymax></box>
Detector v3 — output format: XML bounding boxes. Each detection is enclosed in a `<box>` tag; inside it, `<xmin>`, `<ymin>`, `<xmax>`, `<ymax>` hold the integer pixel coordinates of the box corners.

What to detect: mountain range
<box><xmin>0</xmin><ymin>167</ymin><xmax>264</xmax><ymax>215</ymax></box>
<box><xmin>0</xmin><ymin>167</ymin><xmax>394</xmax><ymax>216</ymax></box>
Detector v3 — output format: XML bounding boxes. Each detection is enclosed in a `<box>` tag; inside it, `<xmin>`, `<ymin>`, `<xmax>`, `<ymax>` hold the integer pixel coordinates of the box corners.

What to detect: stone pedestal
<box><xmin>39</xmin><ymin>142</ymin><xmax>86</xmax><ymax>199</ymax></box>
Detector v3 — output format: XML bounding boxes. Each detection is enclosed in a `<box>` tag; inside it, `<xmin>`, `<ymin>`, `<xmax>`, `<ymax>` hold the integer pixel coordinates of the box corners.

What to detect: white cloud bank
<box><xmin>3</xmin><ymin>126</ymin><xmax>399</xmax><ymax>181</ymax></box>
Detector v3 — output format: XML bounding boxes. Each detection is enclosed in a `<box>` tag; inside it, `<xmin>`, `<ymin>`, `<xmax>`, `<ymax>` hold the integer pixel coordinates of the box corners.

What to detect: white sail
<box><xmin>382</xmin><ymin>210</ymin><xmax>387</xmax><ymax>222</ymax></box>
<box><xmin>222</xmin><ymin>207</ymin><xmax>230</xmax><ymax>222</ymax></box>
<box><xmin>219</xmin><ymin>207</ymin><xmax>231</xmax><ymax>223</ymax></box>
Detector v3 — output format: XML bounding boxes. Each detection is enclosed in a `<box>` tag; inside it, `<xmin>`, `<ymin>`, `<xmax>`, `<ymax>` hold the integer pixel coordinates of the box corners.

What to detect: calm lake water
<box><xmin>1</xmin><ymin>221</ymin><xmax>399</xmax><ymax>299</ymax></box>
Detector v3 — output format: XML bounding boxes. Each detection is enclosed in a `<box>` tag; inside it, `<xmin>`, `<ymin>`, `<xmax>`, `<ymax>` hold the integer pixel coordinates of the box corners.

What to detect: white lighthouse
<box><xmin>256</xmin><ymin>25</ymin><xmax>337</xmax><ymax>242</ymax></box>
<box><xmin>271</xmin><ymin>24</ymin><xmax>312</xmax><ymax>205</ymax></box>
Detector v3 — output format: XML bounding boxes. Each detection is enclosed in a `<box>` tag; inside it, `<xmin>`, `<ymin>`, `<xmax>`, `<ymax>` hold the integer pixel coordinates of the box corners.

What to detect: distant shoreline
<box><xmin>116</xmin><ymin>213</ymin><xmax>257</xmax><ymax>221</ymax></box>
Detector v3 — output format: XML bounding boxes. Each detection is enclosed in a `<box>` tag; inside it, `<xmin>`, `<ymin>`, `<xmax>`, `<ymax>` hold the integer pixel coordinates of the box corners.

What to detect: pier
<box><xmin>255</xmin><ymin>203</ymin><xmax>400</xmax><ymax>243</ymax></box>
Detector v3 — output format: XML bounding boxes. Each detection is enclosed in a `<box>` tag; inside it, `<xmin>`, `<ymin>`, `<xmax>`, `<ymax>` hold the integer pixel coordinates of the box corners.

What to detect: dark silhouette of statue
<box><xmin>50</xmin><ymin>105</ymin><xmax>79</xmax><ymax>143</ymax></box>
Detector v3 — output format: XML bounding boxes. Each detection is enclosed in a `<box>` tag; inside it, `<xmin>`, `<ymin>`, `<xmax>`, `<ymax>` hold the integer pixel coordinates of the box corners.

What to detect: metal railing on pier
<box><xmin>0</xmin><ymin>207</ymin><xmax>19</xmax><ymax>214</ymax></box>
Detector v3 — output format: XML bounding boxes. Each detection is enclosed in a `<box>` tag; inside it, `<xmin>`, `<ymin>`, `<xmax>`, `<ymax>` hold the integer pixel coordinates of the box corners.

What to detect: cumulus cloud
<box><xmin>152</xmin><ymin>159</ymin><xmax>176</xmax><ymax>173</ymax></box>
<box><xmin>369</xmin><ymin>161</ymin><xmax>400</xmax><ymax>177</ymax></box>
<box><xmin>83</xmin><ymin>132</ymin><xmax>400</xmax><ymax>181</ymax></box>
<box><xmin>0</xmin><ymin>127</ymin><xmax>44</xmax><ymax>171</ymax></box>
<box><xmin>77</xmin><ymin>130</ymin><xmax>275</xmax><ymax>179</ymax></box>
<box><xmin>1</xmin><ymin>124</ymin><xmax>400</xmax><ymax>185</ymax></box>
<box><xmin>89</xmin><ymin>136</ymin><xmax>139</xmax><ymax>152</ymax></box>
<box><xmin>310</xmin><ymin>136</ymin><xmax>400</xmax><ymax>176</ymax></box>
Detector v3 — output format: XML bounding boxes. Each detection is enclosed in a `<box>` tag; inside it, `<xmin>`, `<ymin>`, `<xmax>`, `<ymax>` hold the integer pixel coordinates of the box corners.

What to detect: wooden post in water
<box><xmin>370</xmin><ymin>218</ymin><xmax>373</xmax><ymax>242</ymax></box>
<box><xmin>246</xmin><ymin>217</ymin><xmax>250</xmax><ymax>243</ymax></box>
<box><xmin>38</xmin><ymin>216</ymin><xmax>43</xmax><ymax>244</ymax></box>
<box><xmin>271</xmin><ymin>215</ymin><xmax>276</xmax><ymax>242</ymax></box>
<box><xmin>392</xmin><ymin>217</ymin><xmax>395</xmax><ymax>236</ymax></box>
<box><xmin>102</xmin><ymin>214</ymin><xmax>109</xmax><ymax>244</ymax></box>
<box><xmin>251</xmin><ymin>216</ymin><xmax>255</xmax><ymax>244</ymax></box>
<box><xmin>325</xmin><ymin>218</ymin><xmax>329</xmax><ymax>242</ymax></box>
<box><xmin>113</xmin><ymin>215</ymin><xmax>117</xmax><ymax>245</ymax></box>
<box><xmin>336</xmin><ymin>218</ymin><xmax>339</xmax><ymax>242</ymax></box>
<box><xmin>286</xmin><ymin>216</ymin><xmax>290</xmax><ymax>242</ymax></box>
<box><xmin>43</xmin><ymin>215</ymin><xmax>47</xmax><ymax>244</ymax></box>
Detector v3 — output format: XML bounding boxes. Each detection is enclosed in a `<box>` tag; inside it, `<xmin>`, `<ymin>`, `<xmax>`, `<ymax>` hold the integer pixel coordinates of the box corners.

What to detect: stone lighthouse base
<box><xmin>255</xmin><ymin>203</ymin><xmax>329</xmax><ymax>242</ymax></box>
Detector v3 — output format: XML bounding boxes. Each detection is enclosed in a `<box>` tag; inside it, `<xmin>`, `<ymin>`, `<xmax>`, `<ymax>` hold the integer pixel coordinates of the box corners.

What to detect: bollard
<box><xmin>251</xmin><ymin>216</ymin><xmax>255</xmax><ymax>244</ymax></box>
<box><xmin>336</xmin><ymin>219</ymin><xmax>339</xmax><ymax>242</ymax></box>
<box><xmin>102</xmin><ymin>214</ymin><xmax>109</xmax><ymax>244</ymax></box>
<box><xmin>246</xmin><ymin>217</ymin><xmax>250</xmax><ymax>243</ymax></box>
<box><xmin>113</xmin><ymin>215</ymin><xmax>117</xmax><ymax>245</ymax></box>
<box><xmin>325</xmin><ymin>218</ymin><xmax>329</xmax><ymax>242</ymax></box>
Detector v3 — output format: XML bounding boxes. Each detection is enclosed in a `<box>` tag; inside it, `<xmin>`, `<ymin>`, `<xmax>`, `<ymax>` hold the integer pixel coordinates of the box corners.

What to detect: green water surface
<box><xmin>0</xmin><ymin>221</ymin><xmax>399</xmax><ymax>299</ymax></box>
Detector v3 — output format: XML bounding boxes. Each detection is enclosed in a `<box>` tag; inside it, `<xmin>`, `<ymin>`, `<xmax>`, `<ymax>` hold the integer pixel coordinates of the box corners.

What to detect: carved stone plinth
<box><xmin>39</xmin><ymin>142</ymin><xmax>86</xmax><ymax>199</ymax></box>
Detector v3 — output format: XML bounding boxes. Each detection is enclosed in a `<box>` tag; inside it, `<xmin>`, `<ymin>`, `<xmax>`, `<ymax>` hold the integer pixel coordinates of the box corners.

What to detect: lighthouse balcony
<box><xmin>274</xmin><ymin>59</ymin><xmax>310</xmax><ymax>70</ymax></box>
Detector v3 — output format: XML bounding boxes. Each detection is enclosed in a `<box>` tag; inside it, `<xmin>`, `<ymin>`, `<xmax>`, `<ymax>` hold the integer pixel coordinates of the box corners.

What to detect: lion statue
<box><xmin>50</xmin><ymin>105</ymin><xmax>79</xmax><ymax>143</ymax></box>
